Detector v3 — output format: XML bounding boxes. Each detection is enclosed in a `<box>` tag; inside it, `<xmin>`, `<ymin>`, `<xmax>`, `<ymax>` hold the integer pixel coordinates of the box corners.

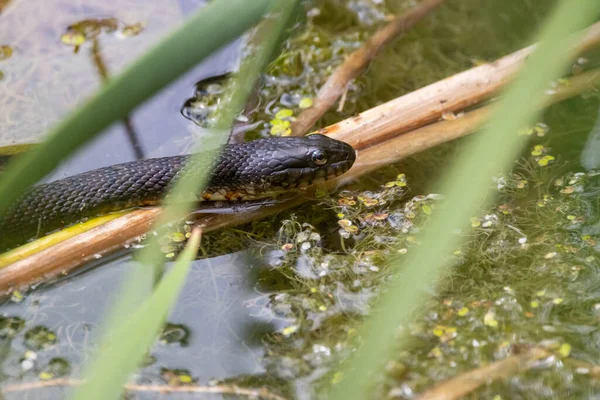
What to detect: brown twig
<box><xmin>1</xmin><ymin>24</ymin><xmax>600</xmax><ymax>293</ymax></box>
<box><xmin>308</xmin><ymin>21</ymin><xmax>600</xmax><ymax>150</ymax></box>
<box><xmin>2</xmin><ymin>378</ymin><xmax>288</xmax><ymax>400</ymax></box>
<box><xmin>415</xmin><ymin>347</ymin><xmax>552</xmax><ymax>400</ymax></box>
<box><xmin>3</xmin><ymin>67</ymin><xmax>597</xmax><ymax>294</ymax></box>
<box><xmin>291</xmin><ymin>0</ymin><xmax>448</xmax><ymax>136</ymax></box>
<box><xmin>0</xmin><ymin>208</ymin><xmax>162</xmax><ymax>292</ymax></box>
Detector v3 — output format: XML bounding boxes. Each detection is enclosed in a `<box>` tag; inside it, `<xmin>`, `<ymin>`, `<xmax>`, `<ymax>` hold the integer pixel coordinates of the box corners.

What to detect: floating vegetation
<box><xmin>23</xmin><ymin>326</ymin><xmax>57</xmax><ymax>351</ymax></box>
<box><xmin>0</xmin><ymin>45</ymin><xmax>12</xmax><ymax>60</ymax></box>
<box><xmin>60</xmin><ymin>18</ymin><xmax>144</xmax><ymax>53</ymax></box>
<box><xmin>181</xmin><ymin>73</ymin><xmax>231</xmax><ymax>128</ymax></box>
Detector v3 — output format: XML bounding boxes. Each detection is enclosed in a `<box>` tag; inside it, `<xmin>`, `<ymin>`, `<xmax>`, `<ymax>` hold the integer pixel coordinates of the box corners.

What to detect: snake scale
<box><xmin>0</xmin><ymin>134</ymin><xmax>356</xmax><ymax>251</ymax></box>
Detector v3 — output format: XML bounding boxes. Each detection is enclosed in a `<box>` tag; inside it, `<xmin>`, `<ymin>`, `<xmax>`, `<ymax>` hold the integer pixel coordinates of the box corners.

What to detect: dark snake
<box><xmin>0</xmin><ymin>134</ymin><xmax>356</xmax><ymax>252</ymax></box>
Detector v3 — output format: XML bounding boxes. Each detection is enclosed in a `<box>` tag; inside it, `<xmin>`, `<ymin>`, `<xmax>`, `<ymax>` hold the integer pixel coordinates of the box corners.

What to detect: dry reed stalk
<box><xmin>415</xmin><ymin>347</ymin><xmax>552</xmax><ymax>400</ymax></box>
<box><xmin>2</xmin><ymin>378</ymin><xmax>288</xmax><ymax>400</ymax></box>
<box><xmin>1</xmin><ymin>25</ymin><xmax>600</xmax><ymax>293</ymax></box>
<box><xmin>291</xmin><ymin>0</ymin><xmax>448</xmax><ymax>136</ymax></box>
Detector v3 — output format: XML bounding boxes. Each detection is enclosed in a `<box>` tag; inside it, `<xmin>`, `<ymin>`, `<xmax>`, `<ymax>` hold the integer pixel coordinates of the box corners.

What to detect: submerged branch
<box><xmin>416</xmin><ymin>347</ymin><xmax>552</xmax><ymax>400</ymax></box>
<box><xmin>291</xmin><ymin>0</ymin><xmax>448</xmax><ymax>136</ymax></box>
<box><xmin>2</xmin><ymin>378</ymin><xmax>288</xmax><ymax>400</ymax></box>
<box><xmin>416</xmin><ymin>346</ymin><xmax>600</xmax><ymax>400</ymax></box>
<box><xmin>1</xmin><ymin>24</ymin><xmax>600</xmax><ymax>293</ymax></box>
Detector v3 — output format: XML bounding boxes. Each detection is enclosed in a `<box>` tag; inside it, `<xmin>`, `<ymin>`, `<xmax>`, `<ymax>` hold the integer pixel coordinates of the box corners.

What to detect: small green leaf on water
<box><xmin>530</xmin><ymin>301</ymin><xmax>539</xmax><ymax>308</ymax></box>
<box><xmin>395</xmin><ymin>173</ymin><xmax>407</xmax><ymax>187</ymax></box>
<box><xmin>270</xmin><ymin>118</ymin><xmax>290</xmax><ymax>127</ymax></box>
<box><xmin>270</xmin><ymin>123</ymin><xmax>290</xmax><ymax>136</ymax></box>
<box><xmin>299</xmin><ymin>97</ymin><xmax>313</xmax><ymax>109</ymax></box>
<box><xmin>170</xmin><ymin>232</ymin><xmax>186</xmax><ymax>243</ymax></box>
<box><xmin>470</xmin><ymin>217</ymin><xmax>481</xmax><ymax>227</ymax></box>
<box><xmin>531</xmin><ymin>145</ymin><xmax>545</xmax><ymax>156</ymax></box>
<box><xmin>282</xmin><ymin>325</ymin><xmax>298</xmax><ymax>336</ymax></box>
<box><xmin>0</xmin><ymin>45</ymin><xmax>12</xmax><ymax>60</ymax></box>
<box><xmin>559</xmin><ymin>343</ymin><xmax>571</xmax><ymax>357</ymax></box>
<box><xmin>432</xmin><ymin>325</ymin><xmax>445</xmax><ymax>337</ymax></box>
<box><xmin>61</xmin><ymin>32</ymin><xmax>86</xmax><ymax>46</ymax></box>
<box><xmin>422</xmin><ymin>204</ymin><xmax>432</xmax><ymax>215</ymax></box>
<box><xmin>484</xmin><ymin>311</ymin><xmax>498</xmax><ymax>328</ymax></box>
<box><xmin>275</xmin><ymin>108</ymin><xmax>293</xmax><ymax>119</ymax></box>
<box><xmin>553</xmin><ymin>298</ymin><xmax>564</xmax><ymax>304</ymax></box>
<box><xmin>457</xmin><ymin>307</ymin><xmax>469</xmax><ymax>316</ymax></box>
<box><xmin>39</xmin><ymin>372</ymin><xmax>53</xmax><ymax>381</ymax></box>
<box><xmin>537</xmin><ymin>155</ymin><xmax>555</xmax><ymax>166</ymax></box>
<box><xmin>11</xmin><ymin>290</ymin><xmax>23</xmax><ymax>303</ymax></box>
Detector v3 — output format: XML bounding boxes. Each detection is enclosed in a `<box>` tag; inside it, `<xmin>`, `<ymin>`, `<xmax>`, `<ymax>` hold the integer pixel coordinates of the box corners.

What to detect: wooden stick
<box><xmin>291</xmin><ymin>0</ymin><xmax>448</xmax><ymax>136</ymax></box>
<box><xmin>2</xmin><ymin>378</ymin><xmax>288</xmax><ymax>400</ymax></box>
<box><xmin>1</xmin><ymin>28</ymin><xmax>600</xmax><ymax>293</ymax></box>
<box><xmin>416</xmin><ymin>347</ymin><xmax>551</xmax><ymax>400</ymax></box>
<box><xmin>313</xmin><ymin>21</ymin><xmax>600</xmax><ymax>150</ymax></box>
<box><xmin>0</xmin><ymin>208</ymin><xmax>162</xmax><ymax>292</ymax></box>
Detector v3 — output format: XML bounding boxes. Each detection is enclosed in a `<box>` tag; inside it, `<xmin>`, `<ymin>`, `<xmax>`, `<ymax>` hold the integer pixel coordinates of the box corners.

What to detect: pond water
<box><xmin>1</xmin><ymin>0</ymin><xmax>600</xmax><ymax>399</ymax></box>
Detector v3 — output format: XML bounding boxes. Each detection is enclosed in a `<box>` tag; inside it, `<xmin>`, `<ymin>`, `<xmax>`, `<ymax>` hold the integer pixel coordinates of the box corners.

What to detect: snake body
<box><xmin>0</xmin><ymin>135</ymin><xmax>355</xmax><ymax>251</ymax></box>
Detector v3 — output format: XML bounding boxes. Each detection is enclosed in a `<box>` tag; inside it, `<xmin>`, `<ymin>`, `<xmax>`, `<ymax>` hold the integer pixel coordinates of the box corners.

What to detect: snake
<box><xmin>0</xmin><ymin>134</ymin><xmax>356</xmax><ymax>252</ymax></box>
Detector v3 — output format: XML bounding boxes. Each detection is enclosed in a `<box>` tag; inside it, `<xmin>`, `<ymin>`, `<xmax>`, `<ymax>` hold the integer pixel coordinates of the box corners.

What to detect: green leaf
<box><xmin>328</xmin><ymin>1</ymin><xmax>600</xmax><ymax>399</ymax></box>
<box><xmin>70</xmin><ymin>229</ymin><xmax>201</xmax><ymax>400</ymax></box>
<box><xmin>70</xmin><ymin>3</ymin><xmax>300</xmax><ymax>400</ymax></box>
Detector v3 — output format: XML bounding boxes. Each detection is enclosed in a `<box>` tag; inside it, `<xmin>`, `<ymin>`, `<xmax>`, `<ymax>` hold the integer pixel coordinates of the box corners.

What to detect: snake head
<box><xmin>269</xmin><ymin>134</ymin><xmax>356</xmax><ymax>188</ymax></box>
<box><xmin>211</xmin><ymin>134</ymin><xmax>356</xmax><ymax>197</ymax></box>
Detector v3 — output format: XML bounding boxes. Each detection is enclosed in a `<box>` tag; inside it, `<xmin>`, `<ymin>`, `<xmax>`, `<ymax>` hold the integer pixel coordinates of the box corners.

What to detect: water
<box><xmin>1</xmin><ymin>0</ymin><xmax>600</xmax><ymax>399</ymax></box>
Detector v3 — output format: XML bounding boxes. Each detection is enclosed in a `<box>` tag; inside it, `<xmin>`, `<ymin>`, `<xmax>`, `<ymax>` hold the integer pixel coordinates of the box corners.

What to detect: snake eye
<box><xmin>311</xmin><ymin>150</ymin><xmax>328</xmax><ymax>165</ymax></box>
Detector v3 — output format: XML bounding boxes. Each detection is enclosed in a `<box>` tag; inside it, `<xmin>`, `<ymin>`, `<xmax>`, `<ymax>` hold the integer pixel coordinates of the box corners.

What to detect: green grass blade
<box><xmin>135</xmin><ymin>0</ymin><xmax>300</xmax><ymax>272</ymax></box>
<box><xmin>0</xmin><ymin>0</ymin><xmax>272</xmax><ymax>215</ymax></box>
<box><xmin>69</xmin><ymin>2</ymin><xmax>299</xmax><ymax>399</ymax></box>
<box><xmin>329</xmin><ymin>2</ymin><xmax>600</xmax><ymax>399</ymax></box>
<box><xmin>70</xmin><ymin>229</ymin><xmax>202</xmax><ymax>400</ymax></box>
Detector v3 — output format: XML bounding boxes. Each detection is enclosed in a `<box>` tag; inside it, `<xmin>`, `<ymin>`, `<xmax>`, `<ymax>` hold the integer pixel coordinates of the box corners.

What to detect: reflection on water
<box><xmin>0</xmin><ymin>0</ymin><xmax>240</xmax><ymax>180</ymax></box>
<box><xmin>0</xmin><ymin>251</ymin><xmax>281</xmax><ymax>390</ymax></box>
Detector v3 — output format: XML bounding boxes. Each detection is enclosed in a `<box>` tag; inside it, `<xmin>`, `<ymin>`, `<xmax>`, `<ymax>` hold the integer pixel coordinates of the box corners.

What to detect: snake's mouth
<box><xmin>271</xmin><ymin>158</ymin><xmax>354</xmax><ymax>190</ymax></box>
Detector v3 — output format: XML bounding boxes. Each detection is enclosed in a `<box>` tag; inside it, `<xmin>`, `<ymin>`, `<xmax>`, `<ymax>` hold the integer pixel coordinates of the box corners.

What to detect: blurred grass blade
<box><xmin>93</xmin><ymin>0</ymin><xmax>299</xmax><ymax>346</ymax></box>
<box><xmin>329</xmin><ymin>2</ymin><xmax>600</xmax><ymax>400</ymax></box>
<box><xmin>70</xmin><ymin>228</ymin><xmax>202</xmax><ymax>400</ymax></box>
<box><xmin>71</xmin><ymin>2</ymin><xmax>299</xmax><ymax>399</ymax></box>
<box><xmin>135</xmin><ymin>0</ymin><xmax>300</xmax><ymax>272</ymax></box>
<box><xmin>0</xmin><ymin>0</ymin><xmax>272</xmax><ymax>215</ymax></box>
